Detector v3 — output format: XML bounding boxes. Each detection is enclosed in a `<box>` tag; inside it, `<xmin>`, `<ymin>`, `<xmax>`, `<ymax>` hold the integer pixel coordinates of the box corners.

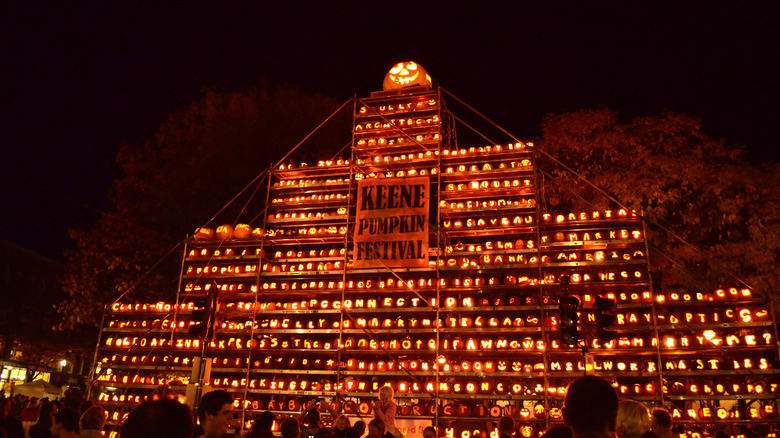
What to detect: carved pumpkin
<box><xmin>383</xmin><ymin>61</ymin><xmax>432</xmax><ymax>90</ymax></box>
<box><xmin>215</xmin><ymin>224</ymin><xmax>233</xmax><ymax>240</ymax></box>
<box><xmin>233</xmin><ymin>224</ymin><xmax>252</xmax><ymax>239</ymax></box>
<box><xmin>194</xmin><ymin>227</ymin><xmax>215</xmax><ymax>240</ymax></box>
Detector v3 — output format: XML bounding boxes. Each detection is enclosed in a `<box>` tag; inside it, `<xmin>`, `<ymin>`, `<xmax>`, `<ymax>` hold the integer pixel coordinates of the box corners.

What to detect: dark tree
<box><xmin>57</xmin><ymin>84</ymin><xmax>350</xmax><ymax>329</ymax></box>
<box><xmin>538</xmin><ymin>109</ymin><xmax>780</xmax><ymax>302</ymax></box>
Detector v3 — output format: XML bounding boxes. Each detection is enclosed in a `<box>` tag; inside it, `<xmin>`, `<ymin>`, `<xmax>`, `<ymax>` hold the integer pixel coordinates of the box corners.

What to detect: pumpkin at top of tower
<box><xmin>383</xmin><ymin>61</ymin><xmax>432</xmax><ymax>90</ymax></box>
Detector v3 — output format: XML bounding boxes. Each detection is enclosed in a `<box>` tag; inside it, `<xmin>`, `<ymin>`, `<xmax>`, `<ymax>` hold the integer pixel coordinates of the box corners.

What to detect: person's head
<box><xmin>378</xmin><ymin>386</ymin><xmax>394</xmax><ymax>403</ymax></box>
<box><xmin>51</xmin><ymin>407</ymin><xmax>80</xmax><ymax>437</ymax></box>
<box><xmin>368</xmin><ymin>418</ymin><xmax>385</xmax><ymax>438</ymax></box>
<box><xmin>79</xmin><ymin>405</ymin><xmax>107</xmax><ymax>431</ymax></box>
<box><xmin>335</xmin><ymin>414</ymin><xmax>351</xmax><ymax>431</ymax></box>
<box><xmin>423</xmin><ymin>426</ymin><xmax>437</xmax><ymax>438</ymax></box>
<box><xmin>63</xmin><ymin>387</ymin><xmax>84</xmax><ymax>411</ymax></box>
<box><xmin>247</xmin><ymin>411</ymin><xmax>276</xmax><ymax>438</ymax></box>
<box><xmin>498</xmin><ymin>416</ymin><xmax>514</xmax><ymax>435</ymax></box>
<box><xmin>650</xmin><ymin>408</ymin><xmax>671</xmax><ymax>433</ymax></box>
<box><xmin>79</xmin><ymin>400</ymin><xmax>95</xmax><ymax>416</ymax></box>
<box><xmin>353</xmin><ymin>420</ymin><xmax>366</xmax><ymax>438</ymax></box>
<box><xmin>281</xmin><ymin>417</ymin><xmax>301</xmax><ymax>438</ymax></box>
<box><xmin>306</xmin><ymin>407</ymin><xmax>321</xmax><ymax>428</ymax></box>
<box><xmin>257</xmin><ymin>410</ymin><xmax>275</xmax><ymax>429</ymax></box>
<box><xmin>0</xmin><ymin>398</ymin><xmax>12</xmax><ymax>418</ymax></box>
<box><xmin>198</xmin><ymin>390</ymin><xmax>233</xmax><ymax>436</ymax></box>
<box><xmin>120</xmin><ymin>398</ymin><xmax>194</xmax><ymax>438</ymax></box>
<box><xmin>563</xmin><ymin>376</ymin><xmax>618</xmax><ymax>435</ymax></box>
<box><xmin>616</xmin><ymin>400</ymin><xmax>651</xmax><ymax>438</ymax></box>
<box><xmin>37</xmin><ymin>401</ymin><xmax>57</xmax><ymax>425</ymax></box>
<box><xmin>540</xmin><ymin>425</ymin><xmax>573</xmax><ymax>438</ymax></box>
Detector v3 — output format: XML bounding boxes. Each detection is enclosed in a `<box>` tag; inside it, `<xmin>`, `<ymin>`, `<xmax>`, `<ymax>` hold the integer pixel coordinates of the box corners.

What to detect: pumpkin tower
<box><xmin>94</xmin><ymin>62</ymin><xmax>780</xmax><ymax>437</ymax></box>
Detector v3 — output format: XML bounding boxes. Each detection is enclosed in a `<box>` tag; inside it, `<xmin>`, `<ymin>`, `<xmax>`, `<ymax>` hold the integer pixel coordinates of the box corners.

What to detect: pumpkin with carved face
<box><xmin>383</xmin><ymin>62</ymin><xmax>432</xmax><ymax>90</ymax></box>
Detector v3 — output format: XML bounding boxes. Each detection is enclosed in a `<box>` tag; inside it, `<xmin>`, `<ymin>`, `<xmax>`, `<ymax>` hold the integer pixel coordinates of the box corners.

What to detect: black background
<box><xmin>2</xmin><ymin>1</ymin><xmax>778</xmax><ymax>261</ymax></box>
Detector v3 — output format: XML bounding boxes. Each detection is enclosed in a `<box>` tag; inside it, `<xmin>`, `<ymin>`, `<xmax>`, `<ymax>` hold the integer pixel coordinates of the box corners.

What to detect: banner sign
<box><xmin>353</xmin><ymin>177</ymin><xmax>429</xmax><ymax>269</ymax></box>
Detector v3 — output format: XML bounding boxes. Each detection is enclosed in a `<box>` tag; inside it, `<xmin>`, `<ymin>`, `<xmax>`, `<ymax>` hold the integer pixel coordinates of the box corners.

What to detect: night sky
<box><xmin>2</xmin><ymin>1</ymin><xmax>778</xmax><ymax>262</ymax></box>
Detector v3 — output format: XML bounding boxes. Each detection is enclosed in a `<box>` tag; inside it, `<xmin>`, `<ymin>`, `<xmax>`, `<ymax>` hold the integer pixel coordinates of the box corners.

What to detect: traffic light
<box><xmin>594</xmin><ymin>295</ymin><xmax>618</xmax><ymax>344</ymax></box>
<box><xmin>559</xmin><ymin>295</ymin><xmax>581</xmax><ymax>346</ymax></box>
<box><xmin>188</xmin><ymin>291</ymin><xmax>216</xmax><ymax>340</ymax></box>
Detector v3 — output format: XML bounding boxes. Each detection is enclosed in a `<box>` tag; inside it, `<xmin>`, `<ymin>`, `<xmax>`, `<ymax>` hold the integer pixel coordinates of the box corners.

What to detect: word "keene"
<box><xmin>359</xmin><ymin>184</ymin><xmax>426</xmax><ymax>211</ymax></box>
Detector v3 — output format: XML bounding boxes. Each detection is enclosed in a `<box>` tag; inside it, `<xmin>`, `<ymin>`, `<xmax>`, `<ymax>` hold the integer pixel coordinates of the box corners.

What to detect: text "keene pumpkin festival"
<box><xmin>355</xmin><ymin>182</ymin><xmax>428</xmax><ymax>262</ymax></box>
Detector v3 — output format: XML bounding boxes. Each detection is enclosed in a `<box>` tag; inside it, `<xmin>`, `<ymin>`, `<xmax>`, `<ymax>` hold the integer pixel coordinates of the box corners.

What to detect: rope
<box><xmin>440</xmin><ymin>87</ymin><xmax>757</xmax><ymax>292</ymax></box>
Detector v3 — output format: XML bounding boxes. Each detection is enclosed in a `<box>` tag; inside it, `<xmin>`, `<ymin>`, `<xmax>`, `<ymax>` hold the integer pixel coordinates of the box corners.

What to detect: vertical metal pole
<box><xmin>532</xmin><ymin>146</ymin><xmax>551</xmax><ymax>431</ymax></box>
<box><xmin>434</xmin><ymin>85</ymin><xmax>444</xmax><ymax>430</ymax></box>
<box><xmin>336</xmin><ymin>93</ymin><xmax>358</xmax><ymax>412</ymax></box>
<box><xmin>238</xmin><ymin>168</ymin><xmax>273</xmax><ymax>435</ymax></box>
<box><xmin>87</xmin><ymin>306</ymin><xmax>108</xmax><ymax>400</ymax></box>
<box><xmin>643</xmin><ymin>217</ymin><xmax>665</xmax><ymax>407</ymax></box>
<box><xmin>171</xmin><ymin>239</ymin><xmax>190</xmax><ymax>360</ymax></box>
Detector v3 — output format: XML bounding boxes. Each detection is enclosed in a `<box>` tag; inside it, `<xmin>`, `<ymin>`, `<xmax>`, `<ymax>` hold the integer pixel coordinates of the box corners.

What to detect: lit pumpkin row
<box><xmin>254</xmin><ymin>270</ymin><xmax>644</xmax><ymax>291</ymax></box>
<box><xmin>262</xmin><ymin>260</ymin><xmax>345</xmax><ymax>273</ymax></box>
<box><xmin>655</xmin><ymin>287</ymin><xmax>754</xmax><ymax>302</ymax></box>
<box><xmin>358</xmin><ymin>98</ymin><xmax>438</xmax><ymax>115</ymax></box>
<box><xmin>97</xmin><ymin>373</ymin><xmax>188</xmax><ymax>387</ymax></box>
<box><xmin>187</xmin><ymin>247</ymin><xmax>264</xmax><ymax>258</ymax></box>
<box><xmin>659</xmin><ymin>332</ymin><xmax>774</xmax><ymax>349</ymax></box>
<box><xmin>268</xmin><ymin>248</ymin><xmax>346</xmax><ymax>260</ymax></box>
<box><xmin>543</xmin><ymin>229</ymin><xmax>643</xmax><ymax>242</ymax></box>
<box><xmin>542</xmin><ymin>209</ymin><xmax>637</xmax><ymax>223</ymax></box>
<box><xmin>264</xmin><ymin>226</ymin><xmax>348</xmax><ymax>238</ymax></box>
<box><xmin>442</xmin><ymin>250</ymin><xmax>644</xmax><ymax>268</ymax></box>
<box><xmin>354</xmin><ymin>150</ymin><xmax>438</xmax><ymax>165</ymax></box>
<box><xmin>110</xmin><ymin>302</ymin><xmax>191</xmax><ymax>313</ymax></box>
<box><xmin>276</xmin><ymin>142</ymin><xmax>532</xmax><ymax>171</ymax></box>
<box><xmin>446</xmin><ymin>239</ymin><xmax>536</xmax><ymax>253</ymax></box>
<box><xmin>267</xmin><ymin>209</ymin><xmax>348</xmax><ymax>221</ymax></box>
<box><xmin>208</xmin><ymin>375</ymin><xmax>558</xmax><ymax>399</ymax></box>
<box><xmin>99</xmin><ymin>354</ymin><xmax>194</xmax><ymax>367</ymax></box>
<box><xmin>440</xmin><ymin>197</ymin><xmax>536</xmax><ymax>210</ymax></box>
<box><xmin>103</xmin><ymin>336</ymin><xmax>203</xmax><ymax>349</ymax></box>
<box><xmin>215</xmin><ymin>313</ymin><xmax>546</xmax><ymax>331</ymax></box>
<box><xmin>186</xmin><ymin>264</ymin><xmax>258</xmax><ymax>276</ymax></box>
<box><xmin>442</xmin><ymin>215</ymin><xmax>533</xmax><ymax>229</ymax></box>
<box><xmin>274</xmin><ymin>177</ymin><xmax>349</xmax><ymax>187</ymax></box>
<box><xmin>656</xmin><ymin>307</ymin><xmax>770</xmax><ymax>324</ymax></box>
<box><xmin>665</xmin><ymin>379</ymin><xmax>777</xmax><ymax>396</ymax></box>
<box><xmin>353</xmin><ymin>167</ymin><xmax>437</xmax><ymax>178</ymax></box>
<box><xmin>355</xmin><ymin>133</ymin><xmax>439</xmax><ymax>148</ymax></box>
<box><xmin>184</xmin><ymin>282</ymin><xmax>251</xmax><ymax>293</ymax></box>
<box><xmin>442</xmin><ymin>160</ymin><xmax>533</xmax><ymax>173</ymax></box>
<box><xmin>194</xmin><ymin>224</ymin><xmax>261</xmax><ymax>240</ymax></box>
<box><xmin>444</xmin><ymin>179</ymin><xmax>533</xmax><ymax>191</ymax></box>
<box><xmin>176</xmin><ymin>332</ymin><xmax>777</xmax><ymax>353</ymax></box>
<box><xmin>662</xmin><ymin>405</ymin><xmax>777</xmax><ymax>421</ymax></box>
<box><xmin>277</xmin><ymin>160</ymin><xmax>348</xmax><ymax>170</ymax></box>
<box><xmin>216</xmin><ymin>295</ymin><xmax>533</xmax><ymax>312</ymax></box>
<box><xmin>354</xmin><ymin>115</ymin><xmax>440</xmax><ymax>132</ymax></box>
<box><xmin>97</xmin><ymin>392</ymin><xmax>186</xmax><ymax>405</ymax></box>
<box><xmin>441</xmin><ymin>143</ymin><xmax>533</xmax><ymax>155</ymax></box>
<box><xmin>270</xmin><ymin>193</ymin><xmax>352</xmax><ymax>203</ymax></box>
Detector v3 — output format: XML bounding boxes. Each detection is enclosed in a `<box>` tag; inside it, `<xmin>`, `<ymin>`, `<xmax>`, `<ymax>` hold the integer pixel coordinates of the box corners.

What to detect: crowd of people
<box><xmin>0</xmin><ymin>377</ymin><xmax>714</xmax><ymax>438</ymax></box>
<box><xmin>0</xmin><ymin>387</ymin><xmax>107</xmax><ymax>438</ymax></box>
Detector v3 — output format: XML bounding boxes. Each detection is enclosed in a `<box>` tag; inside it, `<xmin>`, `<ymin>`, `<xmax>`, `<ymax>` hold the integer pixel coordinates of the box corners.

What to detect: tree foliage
<box><xmin>538</xmin><ymin>109</ymin><xmax>780</xmax><ymax>302</ymax></box>
<box><xmin>58</xmin><ymin>84</ymin><xmax>349</xmax><ymax>329</ymax></box>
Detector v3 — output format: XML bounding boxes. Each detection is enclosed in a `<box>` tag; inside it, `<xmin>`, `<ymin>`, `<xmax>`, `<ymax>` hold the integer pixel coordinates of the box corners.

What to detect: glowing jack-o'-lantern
<box><xmin>194</xmin><ymin>227</ymin><xmax>215</xmax><ymax>240</ymax></box>
<box><xmin>760</xmin><ymin>404</ymin><xmax>778</xmax><ymax>419</ymax></box>
<box><xmin>383</xmin><ymin>62</ymin><xmax>432</xmax><ymax>90</ymax></box>
<box><xmin>233</xmin><ymin>223</ymin><xmax>252</xmax><ymax>239</ymax></box>
<box><xmin>215</xmin><ymin>224</ymin><xmax>233</xmax><ymax>240</ymax></box>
